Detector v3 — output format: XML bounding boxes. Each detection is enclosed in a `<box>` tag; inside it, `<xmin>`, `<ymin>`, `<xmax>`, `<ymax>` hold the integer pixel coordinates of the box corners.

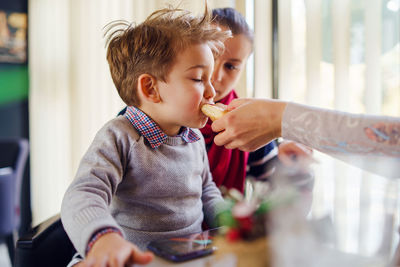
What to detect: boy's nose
<box><xmin>204</xmin><ymin>82</ymin><xmax>216</xmax><ymax>100</ymax></box>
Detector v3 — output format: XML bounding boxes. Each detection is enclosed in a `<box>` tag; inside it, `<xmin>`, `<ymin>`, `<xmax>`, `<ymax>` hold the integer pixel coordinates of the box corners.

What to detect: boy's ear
<box><xmin>137</xmin><ymin>74</ymin><xmax>161</xmax><ymax>103</ymax></box>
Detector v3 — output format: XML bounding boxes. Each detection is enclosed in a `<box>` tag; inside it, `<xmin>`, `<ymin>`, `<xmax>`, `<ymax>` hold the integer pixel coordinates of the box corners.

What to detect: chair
<box><xmin>15</xmin><ymin>214</ymin><xmax>76</xmax><ymax>267</ymax></box>
<box><xmin>0</xmin><ymin>138</ymin><xmax>29</xmax><ymax>265</ymax></box>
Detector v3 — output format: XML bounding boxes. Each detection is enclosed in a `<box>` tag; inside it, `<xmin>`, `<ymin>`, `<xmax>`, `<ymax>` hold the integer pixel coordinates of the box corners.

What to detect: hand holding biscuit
<box><xmin>211</xmin><ymin>98</ymin><xmax>288</xmax><ymax>151</ymax></box>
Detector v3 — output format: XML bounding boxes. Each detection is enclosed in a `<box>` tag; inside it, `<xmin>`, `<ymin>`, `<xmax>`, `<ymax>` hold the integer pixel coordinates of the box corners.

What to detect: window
<box><xmin>251</xmin><ymin>0</ymin><xmax>400</xmax><ymax>257</ymax></box>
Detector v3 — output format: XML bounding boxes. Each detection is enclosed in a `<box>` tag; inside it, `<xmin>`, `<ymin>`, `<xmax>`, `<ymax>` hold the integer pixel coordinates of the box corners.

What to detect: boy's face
<box><xmin>156</xmin><ymin>43</ymin><xmax>215</xmax><ymax>134</ymax></box>
<box><xmin>212</xmin><ymin>31</ymin><xmax>252</xmax><ymax>102</ymax></box>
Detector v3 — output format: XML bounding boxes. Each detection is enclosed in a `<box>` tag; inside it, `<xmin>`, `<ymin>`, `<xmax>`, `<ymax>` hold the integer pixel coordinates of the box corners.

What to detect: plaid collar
<box><xmin>124</xmin><ymin>106</ymin><xmax>200</xmax><ymax>149</ymax></box>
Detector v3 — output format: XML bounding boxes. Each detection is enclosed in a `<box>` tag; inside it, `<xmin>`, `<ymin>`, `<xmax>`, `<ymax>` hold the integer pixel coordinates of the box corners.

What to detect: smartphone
<box><xmin>147</xmin><ymin>228</ymin><xmax>219</xmax><ymax>262</ymax></box>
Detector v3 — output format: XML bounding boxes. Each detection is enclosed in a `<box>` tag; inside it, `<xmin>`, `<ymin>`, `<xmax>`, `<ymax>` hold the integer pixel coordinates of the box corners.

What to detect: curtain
<box><xmin>269</xmin><ymin>0</ymin><xmax>400</xmax><ymax>258</ymax></box>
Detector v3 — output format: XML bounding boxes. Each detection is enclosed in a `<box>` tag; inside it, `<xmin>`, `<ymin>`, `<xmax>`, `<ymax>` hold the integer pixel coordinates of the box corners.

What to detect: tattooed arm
<box><xmin>282</xmin><ymin>103</ymin><xmax>400</xmax><ymax>158</ymax></box>
<box><xmin>282</xmin><ymin>102</ymin><xmax>400</xmax><ymax>178</ymax></box>
<box><xmin>212</xmin><ymin>99</ymin><xmax>400</xmax><ymax>177</ymax></box>
<box><xmin>364</xmin><ymin>123</ymin><xmax>400</xmax><ymax>146</ymax></box>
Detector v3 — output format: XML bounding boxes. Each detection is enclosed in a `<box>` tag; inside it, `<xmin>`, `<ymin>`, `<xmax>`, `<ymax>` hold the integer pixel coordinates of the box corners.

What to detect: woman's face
<box><xmin>212</xmin><ymin>30</ymin><xmax>252</xmax><ymax>102</ymax></box>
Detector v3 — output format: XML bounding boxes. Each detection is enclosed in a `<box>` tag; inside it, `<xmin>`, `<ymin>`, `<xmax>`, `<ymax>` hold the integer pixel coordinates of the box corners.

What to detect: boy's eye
<box><xmin>224</xmin><ymin>63</ymin><xmax>237</xmax><ymax>71</ymax></box>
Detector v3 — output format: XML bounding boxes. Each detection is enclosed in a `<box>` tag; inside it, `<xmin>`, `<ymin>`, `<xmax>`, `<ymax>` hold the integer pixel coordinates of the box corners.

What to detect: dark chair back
<box><xmin>0</xmin><ymin>138</ymin><xmax>29</xmax><ymax>264</ymax></box>
<box><xmin>15</xmin><ymin>214</ymin><xmax>76</xmax><ymax>267</ymax></box>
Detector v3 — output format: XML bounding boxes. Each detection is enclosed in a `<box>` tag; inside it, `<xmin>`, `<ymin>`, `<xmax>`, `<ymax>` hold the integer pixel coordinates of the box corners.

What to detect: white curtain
<box><xmin>28</xmin><ymin>0</ymin><xmax>243</xmax><ymax>225</ymax></box>
<box><xmin>253</xmin><ymin>0</ymin><xmax>273</xmax><ymax>98</ymax></box>
<box><xmin>272</xmin><ymin>0</ymin><xmax>400</xmax><ymax>258</ymax></box>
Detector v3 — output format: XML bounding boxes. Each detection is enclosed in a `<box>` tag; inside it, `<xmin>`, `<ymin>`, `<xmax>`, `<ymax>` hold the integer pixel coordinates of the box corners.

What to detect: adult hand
<box><xmin>75</xmin><ymin>233</ymin><xmax>153</xmax><ymax>267</ymax></box>
<box><xmin>211</xmin><ymin>98</ymin><xmax>287</xmax><ymax>151</ymax></box>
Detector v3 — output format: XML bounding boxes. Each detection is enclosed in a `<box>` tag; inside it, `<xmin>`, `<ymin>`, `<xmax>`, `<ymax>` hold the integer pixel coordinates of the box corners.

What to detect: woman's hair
<box><xmin>105</xmin><ymin>5</ymin><xmax>231</xmax><ymax>106</ymax></box>
<box><xmin>212</xmin><ymin>7</ymin><xmax>253</xmax><ymax>45</ymax></box>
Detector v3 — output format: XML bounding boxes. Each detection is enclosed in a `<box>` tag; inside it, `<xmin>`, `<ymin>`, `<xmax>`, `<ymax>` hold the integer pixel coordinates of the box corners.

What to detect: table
<box><xmin>138</xmin><ymin>152</ymin><xmax>400</xmax><ymax>267</ymax></box>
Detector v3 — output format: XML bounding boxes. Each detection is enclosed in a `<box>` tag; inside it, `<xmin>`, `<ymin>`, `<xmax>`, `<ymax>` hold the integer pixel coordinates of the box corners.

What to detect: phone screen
<box><xmin>147</xmin><ymin>228</ymin><xmax>219</xmax><ymax>262</ymax></box>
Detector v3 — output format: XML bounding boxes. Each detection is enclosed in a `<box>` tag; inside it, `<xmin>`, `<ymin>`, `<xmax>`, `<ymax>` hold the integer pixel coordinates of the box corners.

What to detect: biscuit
<box><xmin>201</xmin><ymin>104</ymin><xmax>228</xmax><ymax>121</ymax></box>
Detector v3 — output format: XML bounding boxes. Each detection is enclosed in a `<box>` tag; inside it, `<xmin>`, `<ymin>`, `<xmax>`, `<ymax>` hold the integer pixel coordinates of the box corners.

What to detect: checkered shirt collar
<box><xmin>124</xmin><ymin>106</ymin><xmax>200</xmax><ymax>149</ymax></box>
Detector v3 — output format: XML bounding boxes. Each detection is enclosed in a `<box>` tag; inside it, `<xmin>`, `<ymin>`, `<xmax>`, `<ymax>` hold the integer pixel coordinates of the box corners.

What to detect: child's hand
<box><xmin>278</xmin><ymin>140</ymin><xmax>316</xmax><ymax>167</ymax></box>
<box><xmin>76</xmin><ymin>233</ymin><xmax>153</xmax><ymax>267</ymax></box>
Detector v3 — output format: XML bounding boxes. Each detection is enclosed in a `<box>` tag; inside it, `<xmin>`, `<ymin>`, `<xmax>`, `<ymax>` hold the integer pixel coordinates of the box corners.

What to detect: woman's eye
<box><xmin>224</xmin><ymin>63</ymin><xmax>237</xmax><ymax>70</ymax></box>
<box><xmin>192</xmin><ymin>79</ymin><xmax>203</xmax><ymax>82</ymax></box>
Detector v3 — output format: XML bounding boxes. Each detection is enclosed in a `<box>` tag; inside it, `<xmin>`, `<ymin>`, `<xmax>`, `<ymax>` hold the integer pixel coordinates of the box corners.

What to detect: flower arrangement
<box><xmin>216</xmin><ymin>180</ymin><xmax>297</xmax><ymax>237</ymax></box>
<box><xmin>216</xmin><ymin>188</ymin><xmax>270</xmax><ymax>242</ymax></box>
<box><xmin>213</xmin><ymin>182</ymin><xmax>297</xmax><ymax>267</ymax></box>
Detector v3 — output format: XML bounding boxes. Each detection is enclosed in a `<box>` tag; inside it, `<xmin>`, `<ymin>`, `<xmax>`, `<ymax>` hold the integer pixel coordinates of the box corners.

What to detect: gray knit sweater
<box><xmin>61</xmin><ymin>116</ymin><xmax>223</xmax><ymax>255</ymax></box>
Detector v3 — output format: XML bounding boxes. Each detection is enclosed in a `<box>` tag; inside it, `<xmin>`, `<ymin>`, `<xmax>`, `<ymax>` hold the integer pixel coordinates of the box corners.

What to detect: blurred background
<box><xmin>0</xmin><ymin>0</ymin><xmax>399</xmax><ymax>265</ymax></box>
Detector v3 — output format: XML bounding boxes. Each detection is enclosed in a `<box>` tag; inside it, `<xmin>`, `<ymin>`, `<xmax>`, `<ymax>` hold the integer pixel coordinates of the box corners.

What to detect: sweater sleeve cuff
<box><xmin>86</xmin><ymin>227</ymin><xmax>123</xmax><ymax>255</ymax></box>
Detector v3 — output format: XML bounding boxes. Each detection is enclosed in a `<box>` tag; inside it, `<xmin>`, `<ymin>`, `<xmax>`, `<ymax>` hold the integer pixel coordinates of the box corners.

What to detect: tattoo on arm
<box><xmin>364</xmin><ymin>123</ymin><xmax>400</xmax><ymax>145</ymax></box>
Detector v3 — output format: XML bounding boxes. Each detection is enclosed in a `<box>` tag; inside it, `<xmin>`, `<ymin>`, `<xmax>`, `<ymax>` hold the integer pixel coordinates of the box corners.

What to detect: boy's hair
<box><xmin>212</xmin><ymin>7</ymin><xmax>253</xmax><ymax>45</ymax></box>
<box><xmin>105</xmin><ymin>6</ymin><xmax>230</xmax><ymax>107</ymax></box>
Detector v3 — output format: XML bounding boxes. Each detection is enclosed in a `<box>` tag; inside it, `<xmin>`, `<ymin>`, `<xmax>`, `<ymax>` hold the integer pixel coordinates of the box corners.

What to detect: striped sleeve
<box><xmin>247</xmin><ymin>140</ymin><xmax>279</xmax><ymax>180</ymax></box>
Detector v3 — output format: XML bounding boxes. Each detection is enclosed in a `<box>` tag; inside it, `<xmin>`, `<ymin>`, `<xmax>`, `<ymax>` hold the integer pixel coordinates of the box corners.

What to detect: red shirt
<box><xmin>200</xmin><ymin>90</ymin><xmax>249</xmax><ymax>192</ymax></box>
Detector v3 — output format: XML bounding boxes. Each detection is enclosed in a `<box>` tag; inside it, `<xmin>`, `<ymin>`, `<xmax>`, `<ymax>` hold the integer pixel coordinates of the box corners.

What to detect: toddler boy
<box><xmin>61</xmin><ymin>5</ymin><xmax>230</xmax><ymax>266</ymax></box>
